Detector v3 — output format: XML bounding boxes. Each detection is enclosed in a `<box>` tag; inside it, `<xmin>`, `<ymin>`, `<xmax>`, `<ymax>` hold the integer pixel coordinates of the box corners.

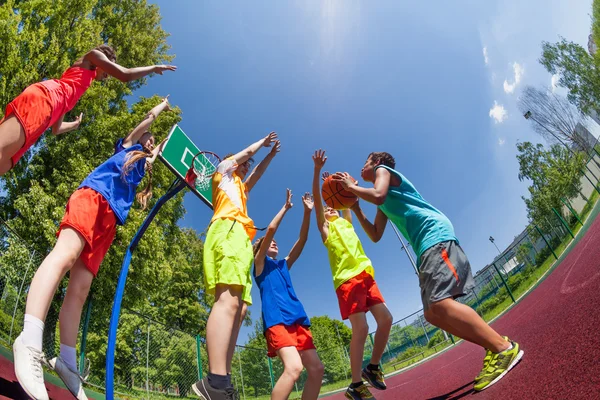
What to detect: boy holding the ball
<box><xmin>333</xmin><ymin>152</ymin><xmax>523</xmax><ymax>392</ymax></box>
<box><xmin>312</xmin><ymin>149</ymin><xmax>393</xmax><ymax>400</ymax></box>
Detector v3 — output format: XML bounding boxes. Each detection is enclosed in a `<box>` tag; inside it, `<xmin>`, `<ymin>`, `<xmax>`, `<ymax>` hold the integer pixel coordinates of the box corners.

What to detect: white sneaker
<box><xmin>48</xmin><ymin>356</ymin><xmax>88</xmax><ymax>400</ymax></box>
<box><xmin>13</xmin><ymin>334</ymin><xmax>49</xmax><ymax>400</ymax></box>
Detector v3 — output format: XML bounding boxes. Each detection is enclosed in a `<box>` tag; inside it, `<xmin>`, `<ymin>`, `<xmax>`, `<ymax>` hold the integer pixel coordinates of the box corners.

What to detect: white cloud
<box><xmin>551</xmin><ymin>74</ymin><xmax>559</xmax><ymax>92</ymax></box>
<box><xmin>503</xmin><ymin>62</ymin><xmax>524</xmax><ymax>94</ymax></box>
<box><xmin>498</xmin><ymin>138</ymin><xmax>506</xmax><ymax>146</ymax></box>
<box><xmin>483</xmin><ymin>46</ymin><xmax>489</xmax><ymax>65</ymax></box>
<box><xmin>489</xmin><ymin>101</ymin><xmax>508</xmax><ymax>124</ymax></box>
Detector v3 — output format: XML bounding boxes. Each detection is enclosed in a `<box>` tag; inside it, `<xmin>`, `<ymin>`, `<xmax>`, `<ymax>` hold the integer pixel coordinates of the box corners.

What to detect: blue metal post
<box><xmin>105</xmin><ymin>179</ymin><xmax>186</xmax><ymax>399</ymax></box>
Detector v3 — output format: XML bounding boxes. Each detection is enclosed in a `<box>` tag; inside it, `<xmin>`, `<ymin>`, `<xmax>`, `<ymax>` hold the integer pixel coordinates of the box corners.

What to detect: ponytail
<box><xmin>122</xmin><ymin>150</ymin><xmax>153</xmax><ymax>210</ymax></box>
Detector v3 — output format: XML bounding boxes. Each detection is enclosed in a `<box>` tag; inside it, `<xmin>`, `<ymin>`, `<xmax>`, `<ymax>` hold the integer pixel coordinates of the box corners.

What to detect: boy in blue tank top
<box><xmin>253</xmin><ymin>189</ymin><xmax>324</xmax><ymax>400</ymax></box>
<box><xmin>334</xmin><ymin>152</ymin><xmax>523</xmax><ymax>392</ymax></box>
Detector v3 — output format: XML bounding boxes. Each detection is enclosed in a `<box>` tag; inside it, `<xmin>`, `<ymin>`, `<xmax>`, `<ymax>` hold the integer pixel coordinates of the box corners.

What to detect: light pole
<box><xmin>489</xmin><ymin>236</ymin><xmax>501</xmax><ymax>254</ymax></box>
<box><xmin>390</xmin><ymin>222</ymin><xmax>419</xmax><ymax>276</ymax></box>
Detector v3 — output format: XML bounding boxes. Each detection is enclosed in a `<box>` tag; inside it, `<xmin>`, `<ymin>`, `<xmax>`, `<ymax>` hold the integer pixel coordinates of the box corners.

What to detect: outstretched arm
<box><xmin>334</xmin><ymin>168</ymin><xmax>391</xmax><ymax>206</ymax></box>
<box><xmin>84</xmin><ymin>50</ymin><xmax>177</xmax><ymax>82</ymax></box>
<box><xmin>286</xmin><ymin>193</ymin><xmax>313</xmax><ymax>269</ymax></box>
<box><xmin>312</xmin><ymin>150</ymin><xmax>328</xmax><ymax>242</ymax></box>
<box><xmin>51</xmin><ymin>113</ymin><xmax>84</xmax><ymax>135</ymax></box>
<box><xmin>232</xmin><ymin>132</ymin><xmax>278</xmax><ymax>166</ymax></box>
<box><xmin>255</xmin><ymin>189</ymin><xmax>293</xmax><ymax>276</ymax></box>
<box><xmin>123</xmin><ymin>96</ymin><xmax>171</xmax><ymax>149</ymax></box>
<box><xmin>350</xmin><ymin>201</ymin><xmax>388</xmax><ymax>242</ymax></box>
<box><xmin>145</xmin><ymin>138</ymin><xmax>168</xmax><ymax>169</ymax></box>
<box><xmin>245</xmin><ymin>140</ymin><xmax>280</xmax><ymax>192</ymax></box>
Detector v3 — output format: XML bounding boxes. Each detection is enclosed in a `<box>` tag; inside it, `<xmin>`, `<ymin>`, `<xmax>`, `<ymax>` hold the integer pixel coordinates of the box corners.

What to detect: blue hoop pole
<box><xmin>105</xmin><ymin>179</ymin><xmax>186</xmax><ymax>399</ymax></box>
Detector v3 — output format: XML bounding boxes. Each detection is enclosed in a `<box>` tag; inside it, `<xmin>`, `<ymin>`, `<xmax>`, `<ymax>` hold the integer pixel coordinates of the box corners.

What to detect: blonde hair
<box><xmin>122</xmin><ymin>149</ymin><xmax>153</xmax><ymax>210</ymax></box>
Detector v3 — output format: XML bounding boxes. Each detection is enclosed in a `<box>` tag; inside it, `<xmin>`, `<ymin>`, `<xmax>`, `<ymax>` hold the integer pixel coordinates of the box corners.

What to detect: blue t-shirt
<box><xmin>254</xmin><ymin>257</ymin><xmax>310</xmax><ymax>331</ymax></box>
<box><xmin>376</xmin><ymin>165</ymin><xmax>457</xmax><ymax>263</ymax></box>
<box><xmin>79</xmin><ymin>139</ymin><xmax>146</xmax><ymax>225</ymax></box>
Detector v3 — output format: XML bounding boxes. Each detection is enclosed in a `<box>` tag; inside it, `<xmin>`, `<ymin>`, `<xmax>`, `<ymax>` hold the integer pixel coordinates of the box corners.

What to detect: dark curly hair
<box><xmin>95</xmin><ymin>44</ymin><xmax>117</xmax><ymax>63</ymax></box>
<box><xmin>368</xmin><ymin>152</ymin><xmax>395</xmax><ymax>168</ymax></box>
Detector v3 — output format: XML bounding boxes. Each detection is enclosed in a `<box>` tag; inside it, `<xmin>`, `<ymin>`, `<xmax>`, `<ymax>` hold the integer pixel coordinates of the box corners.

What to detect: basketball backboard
<box><xmin>159</xmin><ymin>124</ymin><xmax>215</xmax><ymax>209</ymax></box>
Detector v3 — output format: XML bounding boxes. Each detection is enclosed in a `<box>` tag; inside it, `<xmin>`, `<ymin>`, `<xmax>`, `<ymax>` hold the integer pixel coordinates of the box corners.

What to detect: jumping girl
<box><xmin>0</xmin><ymin>44</ymin><xmax>176</xmax><ymax>175</ymax></box>
<box><xmin>12</xmin><ymin>97</ymin><xmax>171</xmax><ymax>400</ymax></box>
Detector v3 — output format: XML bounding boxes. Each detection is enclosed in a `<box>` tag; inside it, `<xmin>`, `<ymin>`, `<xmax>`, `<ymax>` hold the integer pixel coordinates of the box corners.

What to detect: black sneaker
<box><xmin>345</xmin><ymin>383</ymin><xmax>375</xmax><ymax>400</ymax></box>
<box><xmin>191</xmin><ymin>377</ymin><xmax>239</xmax><ymax>400</ymax></box>
<box><xmin>361</xmin><ymin>366</ymin><xmax>387</xmax><ymax>390</ymax></box>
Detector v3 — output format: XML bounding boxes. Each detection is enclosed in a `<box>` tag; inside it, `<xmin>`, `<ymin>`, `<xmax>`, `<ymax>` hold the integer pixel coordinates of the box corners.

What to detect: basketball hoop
<box><xmin>185</xmin><ymin>151</ymin><xmax>221</xmax><ymax>191</ymax></box>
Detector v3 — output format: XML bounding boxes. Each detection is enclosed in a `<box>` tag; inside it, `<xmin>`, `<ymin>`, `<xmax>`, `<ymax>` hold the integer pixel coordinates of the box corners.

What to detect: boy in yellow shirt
<box><xmin>312</xmin><ymin>150</ymin><xmax>392</xmax><ymax>400</ymax></box>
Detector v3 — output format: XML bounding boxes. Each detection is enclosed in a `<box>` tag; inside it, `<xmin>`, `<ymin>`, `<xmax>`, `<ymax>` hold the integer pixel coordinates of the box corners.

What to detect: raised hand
<box><xmin>269</xmin><ymin>140</ymin><xmax>281</xmax><ymax>155</ymax></box>
<box><xmin>263</xmin><ymin>132</ymin><xmax>278</xmax><ymax>147</ymax></box>
<box><xmin>284</xmin><ymin>188</ymin><xmax>293</xmax><ymax>209</ymax></box>
<box><xmin>162</xmin><ymin>95</ymin><xmax>172</xmax><ymax>111</ymax></box>
<box><xmin>312</xmin><ymin>149</ymin><xmax>327</xmax><ymax>169</ymax></box>
<box><xmin>72</xmin><ymin>113</ymin><xmax>84</xmax><ymax>128</ymax></box>
<box><xmin>302</xmin><ymin>193</ymin><xmax>314</xmax><ymax>211</ymax></box>
<box><xmin>321</xmin><ymin>171</ymin><xmax>330</xmax><ymax>181</ymax></box>
<box><xmin>153</xmin><ymin>65</ymin><xmax>177</xmax><ymax>75</ymax></box>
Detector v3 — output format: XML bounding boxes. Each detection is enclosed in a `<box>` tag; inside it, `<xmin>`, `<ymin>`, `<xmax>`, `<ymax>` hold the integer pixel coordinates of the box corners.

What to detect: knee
<box><xmin>307</xmin><ymin>360</ymin><xmax>324</xmax><ymax>379</ymax></box>
<box><xmin>353</xmin><ymin>321</ymin><xmax>369</xmax><ymax>339</ymax></box>
<box><xmin>285</xmin><ymin>360</ymin><xmax>304</xmax><ymax>381</ymax></box>
<box><xmin>65</xmin><ymin>281</ymin><xmax>91</xmax><ymax>308</ymax></box>
<box><xmin>379</xmin><ymin>311</ymin><xmax>393</xmax><ymax>330</ymax></box>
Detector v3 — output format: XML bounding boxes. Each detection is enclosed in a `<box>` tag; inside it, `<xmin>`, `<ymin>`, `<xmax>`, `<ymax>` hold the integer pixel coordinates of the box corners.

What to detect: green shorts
<box><xmin>203</xmin><ymin>218</ymin><xmax>253</xmax><ymax>305</ymax></box>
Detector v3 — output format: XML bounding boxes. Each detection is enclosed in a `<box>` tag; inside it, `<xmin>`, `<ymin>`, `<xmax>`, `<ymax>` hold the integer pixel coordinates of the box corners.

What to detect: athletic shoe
<box><xmin>345</xmin><ymin>383</ymin><xmax>375</xmax><ymax>400</ymax></box>
<box><xmin>13</xmin><ymin>334</ymin><xmax>49</xmax><ymax>400</ymax></box>
<box><xmin>48</xmin><ymin>357</ymin><xmax>88</xmax><ymax>400</ymax></box>
<box><xmin>362</xmin><ymin>366</ymin><xmax>387</xmax><ymax>390</ymax></box>
<box><xmin>475</xmin><ymin>336</ymin><xmax>508</xmax><ymax>382</ymax></box>
<box><xmin>474</xmin><ymin>340</ymin><xmax>524</xmax><ymax>391</ymax></box>
<box><xmin>191</xmin><ymin>377</ymin><xmax>239</xmax><ymax>400</ymax></box>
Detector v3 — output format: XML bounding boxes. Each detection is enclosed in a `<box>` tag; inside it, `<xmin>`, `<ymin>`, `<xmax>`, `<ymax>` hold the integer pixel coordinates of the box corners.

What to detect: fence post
<box><xmin>492</xmin><ymin>262</ymin><xmax>516</xmax><ymax>303</ymax></box>
<box><xmin>268</xmin><ymin>356</ymin><xmax>275</xmax><ymax>389</ymax></box>
<box><xmin>552</xmin><ymin>207</ymin><xmax>575</xmax><ymax>239</ymax></box>
<box><xmin>534</xmin><ymin>225</ymin><xmax>558</xmax><ymax>260</ymax></box>
<box><xmin>146</xmin><ymin>321</ymin><xmax>150</xmax><ymax>399</ymax></box>
<box><xmin>471</xmin><ymin>289</ymin><xmax>482</xmax><ymax>313</ymax></box>
<box><xmin>560</xmin><ymin>198</ymin><xmax>584</xmax><ymax>227</ymax></box>
<box><xmin>237</xmin><ymin>350</ymin><xmax>246</xmax><ymax>400</ymax></box>
<box><xmin>79</xmin><ymin>294</ymin><xmax>93</xmax><ymax>376</ymax></box>
<box><xmin>417</xmin><ymin>315</ymin><xmax>430</xmax><ymax>343</ymax></box>
<box><xmin>196</xmin><ymin>335</ymin><xmax>203</xmax><ymax>380</ymax></box>
<box><xmin>9</xmin><ymin>250</ymin><xmax>36</xmax><ymax>342</ymax></box>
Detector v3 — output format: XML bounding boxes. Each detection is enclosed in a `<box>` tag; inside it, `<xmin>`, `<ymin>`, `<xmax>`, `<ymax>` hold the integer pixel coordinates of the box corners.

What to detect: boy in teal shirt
<box><xmin>333</xmin><ymin>151</ymin><xmax>523</xmax><ymax>392</ymax></box>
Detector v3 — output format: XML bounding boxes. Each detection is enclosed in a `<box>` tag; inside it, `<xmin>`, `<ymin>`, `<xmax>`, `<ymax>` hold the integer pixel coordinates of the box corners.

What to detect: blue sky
<box><xmin>136</xmin><ymin>0</ymin><xmax>596</xmax><ymax>343</ymax></box>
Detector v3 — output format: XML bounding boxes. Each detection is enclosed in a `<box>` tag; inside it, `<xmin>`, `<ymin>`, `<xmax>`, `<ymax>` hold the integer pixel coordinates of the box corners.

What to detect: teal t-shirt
<box><xmin>376</xmin><ymin>165</ymin><xmax>457</xmax><ymax>264</ymax></box>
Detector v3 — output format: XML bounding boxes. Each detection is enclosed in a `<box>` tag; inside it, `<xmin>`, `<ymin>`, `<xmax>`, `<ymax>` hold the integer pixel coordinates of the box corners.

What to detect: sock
<box><xmin>60</xmin><ymin>344</ymin><xmax>78</xmax><ymax>372</ymax></box>
<box><xmin>22</xmin><ymin>314</ymin><xmax>44</xmax><ymax>352</ymax></box>
<box><xmin>367</xmin><ymin>363</ymin><xmax>380</xmax><ymax>371</ymax></box>
<box><xmin>350</xmin><ymin>381</ymin><xmax>364</xmax><ymax>389</ymax></box>
<box><xmin>208</xmin><ymin>373</ymin><xmax>229</xmax><ymax>390</ymax></box>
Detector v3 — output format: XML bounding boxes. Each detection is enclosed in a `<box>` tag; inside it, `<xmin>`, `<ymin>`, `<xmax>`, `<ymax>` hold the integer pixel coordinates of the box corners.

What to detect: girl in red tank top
<box><xmin>0</xmin><ymin>44</ymin><xmax>176</xmax><ymax>176</ymax></box>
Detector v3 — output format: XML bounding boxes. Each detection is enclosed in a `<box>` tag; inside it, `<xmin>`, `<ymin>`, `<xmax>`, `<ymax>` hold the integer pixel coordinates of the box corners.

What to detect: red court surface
<box><xmin>1</xmin><ymin>217</ymin><xmax>600</xmax><ymax>399</ymax></box>
<box><xmin>326</xmin><ymin>215</ymin><xmax>600</xmax><ymax>400</ymax></box>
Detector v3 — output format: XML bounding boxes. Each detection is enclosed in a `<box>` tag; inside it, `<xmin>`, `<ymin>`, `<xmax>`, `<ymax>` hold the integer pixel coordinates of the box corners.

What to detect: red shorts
<box><xmin>58</xmin><ymin>188</ymin><xmax>117</xmax><ymax>277</ymax></box>
<box><xmin>336</xmin><ymin>270</ymin><xmax>385</xmax><ymax>320</ymax></box>
<box><xmin>265</xmin><ymin>324</ymin><xmax>316</xmax><ymax>358</ymax></box>
<box><xmin>1</xmin><ymin>83</ymin><xmax>53</xmax><ymax>165</ymax></box>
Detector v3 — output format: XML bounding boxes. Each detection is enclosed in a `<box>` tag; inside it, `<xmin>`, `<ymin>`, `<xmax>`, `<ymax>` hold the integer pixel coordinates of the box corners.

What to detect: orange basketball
<box><xmin>322</xmin><ymin>175</ymin><xmax>358</xmax><ymax>210</ymax></box>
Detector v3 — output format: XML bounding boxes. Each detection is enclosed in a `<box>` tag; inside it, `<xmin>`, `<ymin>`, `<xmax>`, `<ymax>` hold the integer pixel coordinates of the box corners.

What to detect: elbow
<box><xmin>117</xmin><ymin>69</ymin><xmax>131</xmax><ymax>82</ymax></box>
<box><xmin>373</xmin><ymin>195</ymin><xmax>386</xmax><ymax>206</ymax></box>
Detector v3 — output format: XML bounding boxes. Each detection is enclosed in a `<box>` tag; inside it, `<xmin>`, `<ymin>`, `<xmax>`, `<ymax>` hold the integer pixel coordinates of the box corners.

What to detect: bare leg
<box><xmin>300</xmin><ymin>349</ymin><xmax>324</xmax><ymax>400</ymax></box>
<box><xmin>427</xmin><ymin>298</ymin><xmax>509</xmax><ymax>353</ymax></box>
<box><xmin>206</xmin><ymin>284</ymin><xmax>243</xmax><ymax>375</ymax></box>
<box><xmin>271</xmin><ymin>347</ymin><xmax>303</xmax><ymax>400</ymax></box>
<box><xmin>25</xmin><ymin>228</ymin><xmax>86</xmax><ymax>321</ymax></box>
<box><xmin>424</xmin><ymin>308</ymin><xmax>481</xmax><ymax>345</ymax></box>
<box><xmin>226</xmin><ymin>301</ymin><xmax>247</xmax><ymax>374</ymax></box>
<box><xmin>0</xmin><ymin>115</ymin><xmax>26</xmax><ymax>175</ymax></box>
<box><xmin>368</xmin><ymin>303</ymin><xmax>393</xmax><ymax>365</ymax></box>
<box><xmin>58</xmin><ymin>259</ymin><xmax>94</xmax><ymax>348</ymax></box>
<box><xmin>348</xmin><ymin>312</ymin><xmax>369</xmax><ymax>383</ymax></box>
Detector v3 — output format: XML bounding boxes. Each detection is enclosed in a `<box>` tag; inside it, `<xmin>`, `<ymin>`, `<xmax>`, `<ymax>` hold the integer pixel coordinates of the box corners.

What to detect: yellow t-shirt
<box><xmin>210</xmin><ymin>158</ymin><xmax>256</xmax><ymax>240</ymax></box>
<box><xmin>324</xmin><ymin>217</ymin><xmax>374</xmax><ymax>289</ymax></box>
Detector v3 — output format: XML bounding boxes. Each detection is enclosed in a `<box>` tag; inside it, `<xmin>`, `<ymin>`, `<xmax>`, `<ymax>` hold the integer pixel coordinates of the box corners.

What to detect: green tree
<box><xmin>309</xmin><ymin>316</ymin><xmax>352</xmax><ymax>384</ymax></box>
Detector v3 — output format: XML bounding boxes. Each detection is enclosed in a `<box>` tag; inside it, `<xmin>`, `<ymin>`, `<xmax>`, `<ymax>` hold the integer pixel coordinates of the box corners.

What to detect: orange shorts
<box><xmin>58</xmin><ymin>188</ymin><xmax>117</xmax><ymax>277</ymax></box>
<box><xmin>336</xmin><ymin>270</ymin><xmax>385</xmax><ymax>320</ymax></box>
<box><xmin>1</xmin><ymin>83</ymin><xmax>53</xmax><ymax>165</ymax></box>
<box><xmin>265</xmin><ymin>324</ymin><xmax>316</xmax><ymax>358</ymax></box>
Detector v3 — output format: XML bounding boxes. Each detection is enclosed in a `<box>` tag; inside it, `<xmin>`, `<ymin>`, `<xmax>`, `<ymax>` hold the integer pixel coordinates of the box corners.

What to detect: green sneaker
<box><xmin>474</xmin><ymin>336</ymin><xmax>508</xmax><ymax>382</ymax></box>
<box><xmin>474</xmin><ymin>340</ymin><xmax>524</xmax><ymax>391</ymax></box>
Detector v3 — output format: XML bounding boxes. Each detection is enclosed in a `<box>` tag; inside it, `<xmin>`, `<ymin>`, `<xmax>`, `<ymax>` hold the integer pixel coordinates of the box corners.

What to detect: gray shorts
<box><xmin>418</xmin><ymin>240</ymin><xmax>475</xmax><ymax>310</ymax></box>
